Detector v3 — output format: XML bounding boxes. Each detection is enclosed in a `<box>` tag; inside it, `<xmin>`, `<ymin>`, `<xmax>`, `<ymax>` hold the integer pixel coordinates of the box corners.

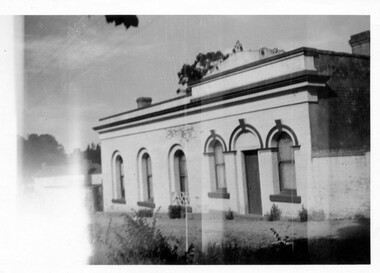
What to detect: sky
<box><xmin>22</xmin><ymin>15</ymin><xmax>370</xmax><ymax>153</ymax></box>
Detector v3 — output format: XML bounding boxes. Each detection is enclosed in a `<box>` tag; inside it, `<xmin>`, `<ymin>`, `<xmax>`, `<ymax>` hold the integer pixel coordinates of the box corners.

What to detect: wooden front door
<box><xmin>244</xmin><ymin>150</ymin><xmax>262</xmax><ymax>214</ymax></box>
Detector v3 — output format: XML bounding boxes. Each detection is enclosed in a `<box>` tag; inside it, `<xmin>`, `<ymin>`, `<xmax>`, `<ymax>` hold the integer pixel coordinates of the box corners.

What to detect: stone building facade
<box><xmin>94</xmin><ymin>31</ymin><xmax>370</xmax><ymax>218</ymax></box>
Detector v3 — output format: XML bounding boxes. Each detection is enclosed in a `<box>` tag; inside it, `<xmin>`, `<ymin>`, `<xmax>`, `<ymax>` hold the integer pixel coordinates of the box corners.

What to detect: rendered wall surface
<box><xmin>306</xmin><ymin>53</ymin><xmax>370</xmax><ymax>218</ymax></box>
<box><xmin>100</xmin><ymin>90</ymin><xmax>314</xmax><ymax>216</ymax></box>
<box><xmin>309</xmin><ymin>53</ymin><xmax>370</xmax><ymax>153</ymax></box>
<box><xmin>310</xmin><ymin>152</ymin><xmax>370</xmax><ymax>218</ymax></box>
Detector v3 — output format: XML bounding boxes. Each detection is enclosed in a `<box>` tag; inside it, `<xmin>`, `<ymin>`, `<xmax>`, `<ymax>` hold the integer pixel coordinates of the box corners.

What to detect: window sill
<box><xmin>137</xmin><ymin>201</ymin><xmax>156</xmax><ymax>209</ymax></box>
<box><xmin>208</xmin><ymin>191</ymin><xmax>230</xmax><ymax>199</ymax></box>
<box><xmin>269</xmin><ymin>193</ymin><xmax>301</xmax><ymax>203</ymax></box>
<box><xmin>112</xmin><ymin>198</ymin><xmax>126</xmax><ymax>204</ymax></box>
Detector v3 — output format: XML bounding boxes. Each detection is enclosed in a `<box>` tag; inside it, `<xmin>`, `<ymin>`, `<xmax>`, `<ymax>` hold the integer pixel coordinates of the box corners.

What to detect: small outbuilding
<box><xmin>33</xmin><ymin>161</ymin><xmax>103</xmax><ymax>212</ymax></box>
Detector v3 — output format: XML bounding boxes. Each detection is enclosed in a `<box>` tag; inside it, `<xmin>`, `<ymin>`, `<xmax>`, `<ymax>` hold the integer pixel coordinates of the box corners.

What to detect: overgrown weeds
<box><xmin>194</xmin><ymin>238</ymin><xmax>257</xmax><ymax>264</ymax></box>
<box><xmin>136</xmin><ymin>209</ymin><xmax>153</xmax><ymax>218</ymax></box>
<box><xmin>100</xmin><ymin>208</ymin><xmax>194</xmax><ymax>264</ymax></box>
<box><xmin>91</xmin><ymin>210</ymin><xmax>369</xmax><ymax>264</ymax></box>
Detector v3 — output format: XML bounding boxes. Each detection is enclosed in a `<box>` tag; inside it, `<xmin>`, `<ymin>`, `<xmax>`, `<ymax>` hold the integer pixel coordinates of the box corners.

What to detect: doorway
<box><xmin>243</xmin><ymin>150</ymin><xmax>262</xmax><ymax>214</ymax></box>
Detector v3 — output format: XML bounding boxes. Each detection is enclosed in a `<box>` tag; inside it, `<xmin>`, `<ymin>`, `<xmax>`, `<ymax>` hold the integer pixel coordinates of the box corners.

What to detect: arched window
<box><xmin>142</xmin><ymin>153</ymin><xmax>153</xmax><ymax>201</ymax></box>
<box><xmin>113</xmin><ymin>155</ymin><xmax>125</xmax><ymax>201</ymax></box>
<box><xmin>213</xmin><ymin>141</ymin><xmax>226</xmax><ymax>190</ymax></box>
<box><xmin>277</xmin><ymin>132</ymin><xmax>296</xmax><ymax>192</ymax></box>
<box><xmin>174</xmin><ymin>150</ymin><xmax>188</xmax><ymax>193</ymax></box>
<box><xmin>267</xmin><ymin>121</ymin><xmax>301</xmax><ymax>203</ymax></box>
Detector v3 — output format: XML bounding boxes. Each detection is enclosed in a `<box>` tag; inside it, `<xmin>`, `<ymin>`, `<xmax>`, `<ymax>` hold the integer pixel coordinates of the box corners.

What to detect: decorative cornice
<box><xmin>189</xmin><ymin>70</ymin><xmax>329</xmax><ymax>105</ymax></box>
<box><xmin>94</xmin><ymin>70</ymin><xmax>329</xmax><ymax>133</ymax></box>
<box><xmin>99</xmin><ymin>94</ymin><xmax>188</xmax><ymax>122</ymax></box>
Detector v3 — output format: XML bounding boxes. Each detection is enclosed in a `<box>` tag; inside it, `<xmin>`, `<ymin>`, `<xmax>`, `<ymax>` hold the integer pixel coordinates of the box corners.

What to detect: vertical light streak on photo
<box><xmin>0</xmin><ymin>16</ymin><xmax>19</xmax><ymax>197</ymax></box>
<box><xmin>12</xmin><ymin>114</ymin><xmax>92</xmax><ymax>266</ymax></box>
<box><xmin>15</xmin><ymin>15</ymin><xmax>25</xmax><ymax>196</ymax></box>
<box><xmin>61</xmin><ymin>81</ymin><xmax>92</xmax><ymax>265</ymax></box>
<box><xmin>0</xmin><ymin>15</ymin><xmax>24</xmax><ymax>267</ymax></box>
<box><xmin>1</xmin><ymin>16</ymin><xmax>91</xmax><ymax>267</ymax></box>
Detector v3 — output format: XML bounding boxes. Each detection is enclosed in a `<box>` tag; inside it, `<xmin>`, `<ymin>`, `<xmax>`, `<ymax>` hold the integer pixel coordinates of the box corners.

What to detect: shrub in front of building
<box><xmin>298</xmin><ymin>205</ymin><xmax>308</xmax><ymax>222</ymax></box>
<box><xmin>168</xmin><ymin>205</ymin><xmax>182</xmax><ymax>219</ymax></box>
<box><xmin>265</xmin><ymin>204</ymin><xmax>282</xmax><ymax>221</ymax></box>
<box><xmin>224</xmin><ymin>208</ymin><xmax>234</xmax><ymax>220</ymax></box>
<box><xmin>168</xmin><ymin>205</ymin><xmax>193</xmax><ymax>219</ymax></box>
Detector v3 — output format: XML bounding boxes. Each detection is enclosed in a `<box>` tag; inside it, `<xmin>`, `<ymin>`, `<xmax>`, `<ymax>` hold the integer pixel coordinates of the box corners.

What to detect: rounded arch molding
<box><xmin>168</xmin><ymin>143</ymin><xmax>184</xmax><ymax>158</ymax></box>
<box><xmin>111</xmin><ymin>150</ymin><xmax>123</xmax><ymax>161</ymax></box>
<box><xmin>228</xmin><ymin>119</ymin><xmax>263</xmax><ymax>151</ymax></box>
<box><xmin>136</xmin><ymin>147</ymin><xmax>149</xmax><ymax>160</ymax></box>
<box><xmin>168</xmin><ymin>143</ymin><xmax>187</xmax><ymax>196</ymax></box>
<box><xmin>203</xmin><ymin>130</ymin><xmax>228</xmax><ymax>153</ymax></box>
<box><xmin>265</xmin><ymin>119</ymin><xmax>299</xmax><ymax>148</ymax></box>
<box><xmin>168</xmin><ymin>144</ymin><xmax>186</xmax><ymax>167</ymax></box>
<box><xmin>111</xmin><ymin>150</ymin><xmax>123</xmax><ymax>171</ymax></box>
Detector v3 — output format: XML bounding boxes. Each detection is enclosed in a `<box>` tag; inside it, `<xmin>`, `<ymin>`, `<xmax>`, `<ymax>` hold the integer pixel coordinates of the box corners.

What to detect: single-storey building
<box><xmin>93</xmin><ymin>31</ymin><xmax>370</xmax><ymax>219</ymax></box>
<box><xmin>33</xmin><ymin>161</ymin><xmax>103</xmax><ymax>212</ymax></box>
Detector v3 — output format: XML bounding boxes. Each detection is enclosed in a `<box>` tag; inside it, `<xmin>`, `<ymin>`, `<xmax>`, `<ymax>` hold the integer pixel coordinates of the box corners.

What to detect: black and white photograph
<box><xmin>0</xmin><ymin>0</ymin><xmax>377</xmax><ymax>270</ymax></box>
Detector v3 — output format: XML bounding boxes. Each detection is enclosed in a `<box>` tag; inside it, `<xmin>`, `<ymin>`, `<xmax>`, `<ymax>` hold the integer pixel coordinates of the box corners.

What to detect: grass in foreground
<box><xmin>89</xmin><ymin>211</ymin><xmax>370</xmax><ymax>264</ymax></box>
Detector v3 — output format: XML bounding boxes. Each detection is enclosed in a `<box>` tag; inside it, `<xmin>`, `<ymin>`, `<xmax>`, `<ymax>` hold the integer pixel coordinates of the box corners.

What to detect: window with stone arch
<box><xmin>275</xmin><ymin>132</ymin><xmax>296</xmax><ymax>193</ymax></box>
<box><xmin>112</xmin><ymin>153</ymin><xmax>125</xmax><ymax>201</ymax></box>
<box><xmin>210</xmin><ymin>140</ymin><xmax>227</xmax><ymax>191</ymax></box>
<box><xmin>142</xmin><ymin>153</ymin><xmax>154</xmax><ymax>201</ymax></box>
<box><xmin>174</xmin><ymin>149</ymin><xmax>188</xmax><ymax>193</ymax></box>
<box><xmin>267</xmin><ymin>121</ymin><xmax>301</xmax><ymax>203</ymax></box>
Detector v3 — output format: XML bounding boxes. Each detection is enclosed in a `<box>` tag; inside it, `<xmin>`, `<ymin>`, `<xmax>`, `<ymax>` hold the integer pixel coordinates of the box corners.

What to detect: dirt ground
<box><xmin>89</xmin><ymin>212</ymin><xmax>370</xmax><ymax>264</ymax></box>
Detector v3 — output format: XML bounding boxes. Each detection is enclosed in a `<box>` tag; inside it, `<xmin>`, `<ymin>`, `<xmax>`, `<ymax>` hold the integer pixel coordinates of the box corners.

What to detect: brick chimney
<box><xmin>136</xmin><ymin>97</ymin><xmax>152</xmax><ymax>109</ymax></box>
<box><xmin>349</xmin><ymin>30</ymin><xmax>370</xmax><ymax>56</ymax></box>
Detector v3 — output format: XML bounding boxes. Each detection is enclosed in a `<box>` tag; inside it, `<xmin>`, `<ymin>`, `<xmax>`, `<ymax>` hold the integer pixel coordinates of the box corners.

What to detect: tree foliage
<box><xmin>105</xmin><ymin>15</ymin><xmax>139</xmax><ymax>30</ymax></box>
<box><xmin>176</xmin><ymin>51</ymin><xmax>228</xmax><ymax>93</ymax></box>
<box><xmin>176</xmin><ymin>41</ymin><xmax>246</xmax><ymax>94</ymax></box>
<box><xmin>84</xmin><ymin>143</ymin><xmax>101</xmax><ymax>165</ymax></box>
<box><xmin>18</xmin><ymin>134</ymin><xmax>67</xmax><ymax>177</ymax></box>
<box><xmin>66</xmin><ymin>142</ymin><xmax>101</xmax><ymax>166</ymax></box>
